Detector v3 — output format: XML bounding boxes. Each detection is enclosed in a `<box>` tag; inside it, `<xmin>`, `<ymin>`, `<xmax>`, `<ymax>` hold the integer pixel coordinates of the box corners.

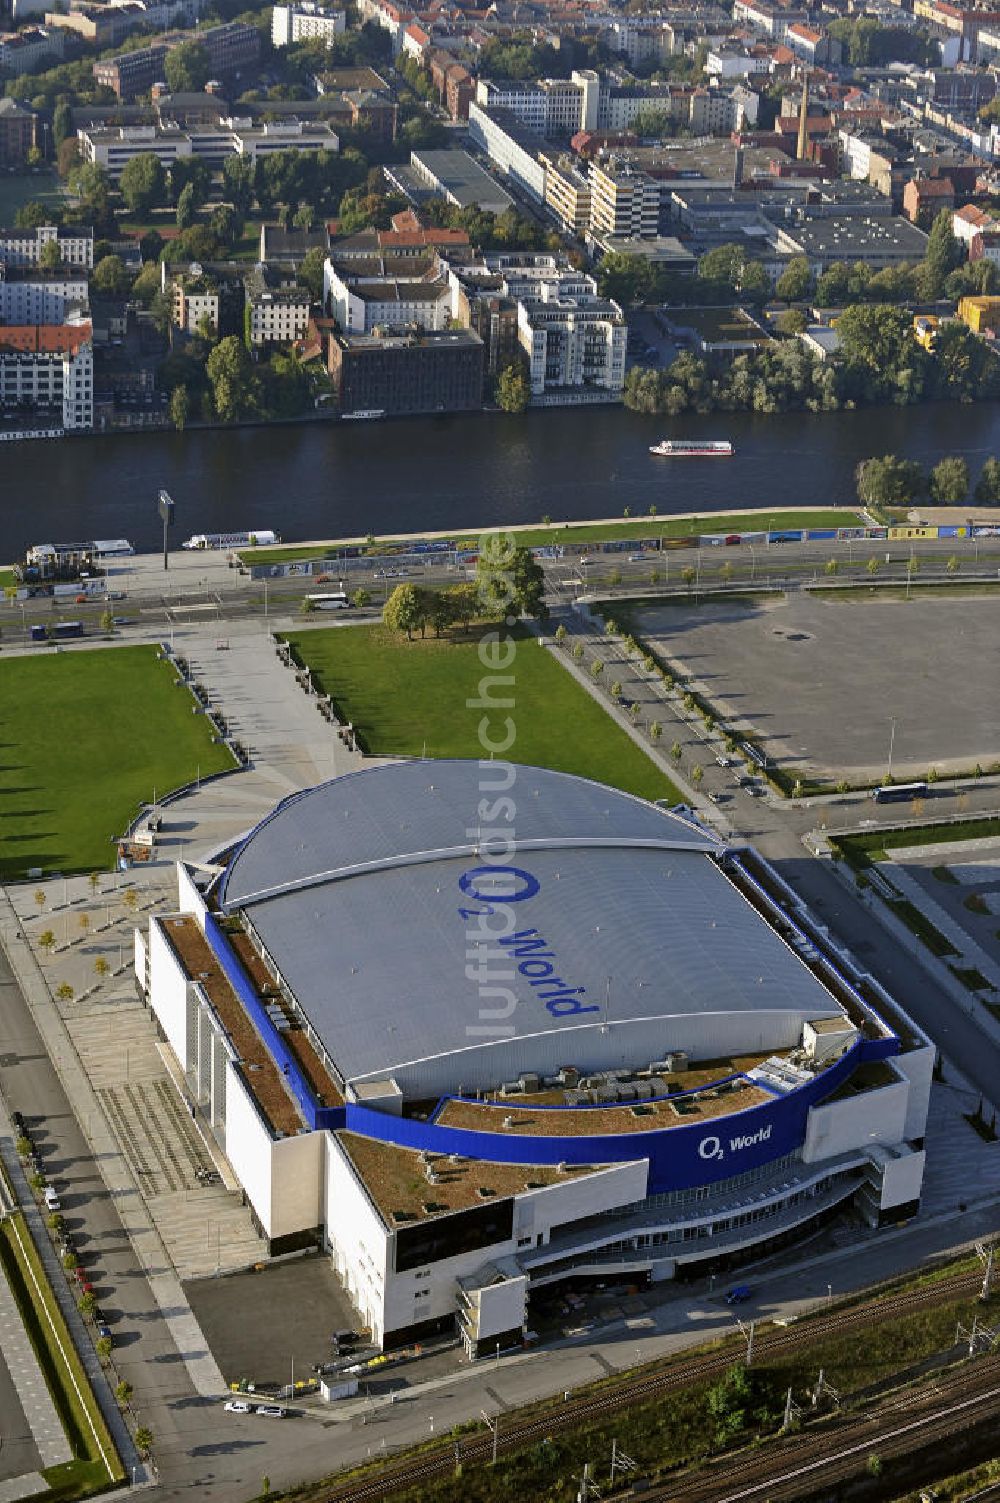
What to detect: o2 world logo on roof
<box><xmin>458</xmin><ymin>864</ymin><xmax>598</xmax><ymax>1019</ymax></box>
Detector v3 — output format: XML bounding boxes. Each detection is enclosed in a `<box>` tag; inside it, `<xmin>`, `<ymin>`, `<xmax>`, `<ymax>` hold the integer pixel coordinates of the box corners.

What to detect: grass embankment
<box><xmin>0</xmin><ymin>1212</ymin><xmax>122</xmax><ymax>1500</ymax></box>
<box><xmin>1</xmin><ymin>567</ymin><xmax>15</xmax><ymax>590</ymax></box>
<box><xmin>283</xmin><ymin>624</ymin><xmax>682</xmax><ymax>805</ymax></box>
<box><xmin>0</xmin><ymin>645</ymin><xmax>235</xmax><ymax>879</ymax></box>
<box><xmin>242</xmin><ymin>509</ymin><xmax>864</xmax><ymax>567</ymax></box>
<box><xmin>810</xmin><ymin>580</ymin><xmax>1000</xmax><ymax>601</ymax></box>
<box><xmin>287</xmin><ymin>1265</ymin><xmax>999</xmax><ymax>1503</ymax></box>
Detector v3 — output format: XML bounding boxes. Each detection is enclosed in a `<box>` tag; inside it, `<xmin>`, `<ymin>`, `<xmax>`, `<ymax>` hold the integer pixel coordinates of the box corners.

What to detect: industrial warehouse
<box><xmin>138</xmin><ymin>761</ymin><xmax>932</xmax><ymax>1356</ymax></box>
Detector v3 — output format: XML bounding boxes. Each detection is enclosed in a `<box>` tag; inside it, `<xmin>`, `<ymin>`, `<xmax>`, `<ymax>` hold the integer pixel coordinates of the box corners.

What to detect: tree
<box><xmin>554</xmin><ymin>624</ymin><xmax>567</xmax><ymax>645</ymax></box>
<box><xmin>94</xmin><ymin>956</ymin><xmax>111</xmax><ymax>981</ymax></box>
<box><xmin>55</xmin><ymin>983</ymin><xmax>74</xmax><ymax>1002</ymax></box>
<box><xmin>383</xmin><ymin>582</ymin><xmax>422</xmax><ymax>639</ymax></box>
<box><xmin>824</xmin><ymin>558</ymin><xmax>839</xmax><ymax>576</ymax></box>
<box><xmin>34</xmin><ymin>889</ymin><xmax>47</xmax><ymax>913</ymax></box>
<box><xmin>39</xmin><ymin>239</ymin><xmax>62</xmax><ymax>272</ymax></box>
<box><xmin>917</xmin><ymin>208</ymin><xmax>963</xmax><ymax>300</ymax></box>
<box><xmin>52</xmin><ymin>100</ymin><xmax>73</xmax><ymax>147</ymax></box>
<box><xmin>297</xmin><ymin>244</ymin><xmax>326</xmax><ymax>303</ymax></box>
<box><xmin>928</xmin><ymin>455</ymin><xmax>969</xmax><ymax>504</ymax></box>
<box><xmin>170</xmin><ymin>385</ymin><xmax>191</xmax><ymax>433</ymax></box>
<box><xmin>176</xmin><ymin>181</ymin><xmax>197</xmax><ymax>230</ymax></box>
<box><xmin>855</xmin><ymin>454</ymin><xmax>924</xmax><ymax>509</ymax></box>
<box><xmin>650</xmin><ymin>721</ymin><xmax>662</xmax><ymax>742</ymax></box>
<box><xmin>165</xmin><ymin>40</ymin><xmax>210</xmax><ymax>93</ymax></box>
<box><xmin>91</xmin><ymin>255</ymin><xmax>131</xmax><ymax>298</ymax></box>
<box><xmin>777</xmin><ymin>307</ymin><xmax>808</xmax><ymax>336</ymax></box>
<box><xmin>691</xmin><ymin>763</ymin><xmax>704</xmax><ymax>785</ymax></box>
<box><xmin>670</xmin><ymin>740</ymin><xmax>682</xmax><ymax>762</ymax></box>
<box><xmin>119</xmin><ymin>153</ymin><xmax>166</xmax><ymax>218</ymax></box>
<box><xmin>206</xmin><ymin>337</ymin><xmax>257</xmax><ymax>423</ymax></box>
<box><xmin>78</xmin><ymin>1293</ymin><xmax>96</xmax><ymax>1317</ymax></box>
<box><xmin>445</xmin><ymin>577</ymin><xmax>481</xmax><ymax>631</ymax></box>
<box><xmin>867</xmin><ymin>556</ymin><xmax>880</xmax><ymax>576</ymax></box>
<box><xmin>100</xmin><ymin>610</ymin><xmax>114</xmax><ymax>633</ymax></box>
<box><xmin>476</xmin><ymin>535</ymin><xmax>547</xmax><ymax>620</ymax></box>
<box><xmin>590</xmin><ymin>658</ymin><xmax>603</xmax><ymax>679</ymax></box>
<box><xmin>38</xmin><ymin>930</ymin><xmax>56</xmax><ymax>958</ymax></box>
<box><xmin>78</xmin><ymin>913</ymin><xmax>90</xmax><ymax>938</ymax></box>
<box><xmin>495</xmin><ymin>362</ymin><xmax>530</xmax><ymax>414</ymax></box>
<box><xmin>121</xmin><ymin>888</ymin><xmax>139</xmax><ymax>915</ymax></box>
<box><xmin>115</xmin><ymin>1380</ymin><xmax>133</xmax><ymax>1405</ymax></box>
<box><xmin>610</xmin><ymin>680</ymin><xmax>623</xmax><ymax>701</ymax></box>
<box><xmin>134</xmin><ymin>1426</ymin><xmax>153</xmax><ymax>1455</ymax></box>
<box><xmin>775</xmin><ymin>256</ymin><xmax>813</xmax><ymax>303</ymax></box>
<box><xmin>946</xmin><ymin>554</ymin><xmax>960</xmax><ymax>575</ymax></box>
<box><xmin>975</xmin><ymin>456</ymin><xmax>1000</xmax><ymax>504</ymax></box>
<box><xmin>351</xmin><ymin>588</ymin><xmax>371</xmax><ymax>609</ymax></box>
<box><xmin>596</xmin><ymin>251</ymin><xmax>654</xmax><ymax>305</ymax></box>
<box><xmin>96</xmin><ymin>1337</ymin><xmax>113</xmax><ymax>1361</ymax></box>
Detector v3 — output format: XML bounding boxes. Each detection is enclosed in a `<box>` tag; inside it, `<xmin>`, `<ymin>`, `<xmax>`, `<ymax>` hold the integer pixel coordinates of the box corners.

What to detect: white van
<box><xmin>44</xmin><ymin>1186</ymin><xmax>61</xmax><ymax>1212</ymax></box>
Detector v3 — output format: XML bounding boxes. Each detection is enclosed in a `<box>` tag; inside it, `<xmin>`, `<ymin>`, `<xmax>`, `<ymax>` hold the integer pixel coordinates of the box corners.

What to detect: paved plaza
<box><xmin>634</xmin><ymin>592</ymin><xmax>1000</xmax><ymax>782</ymax></box>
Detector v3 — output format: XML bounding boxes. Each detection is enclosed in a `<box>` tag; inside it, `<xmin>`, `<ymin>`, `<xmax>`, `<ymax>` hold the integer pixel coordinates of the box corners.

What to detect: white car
<box><xmin>255</xmin><ymin>1404</ymin><xmax>285</xmax><ymax>1418</ymax></box>
<box><xmin>224</xmin><ymin>1399</ymin><xmax>251</xmax><ymax>1414</ymax></box>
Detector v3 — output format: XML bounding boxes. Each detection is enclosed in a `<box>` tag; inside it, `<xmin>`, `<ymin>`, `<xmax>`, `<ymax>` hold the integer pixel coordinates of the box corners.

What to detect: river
<box><xmin>6</xmin><ymin>400</ymin><xmax>1000</xmax><ymax>557</ymax></box>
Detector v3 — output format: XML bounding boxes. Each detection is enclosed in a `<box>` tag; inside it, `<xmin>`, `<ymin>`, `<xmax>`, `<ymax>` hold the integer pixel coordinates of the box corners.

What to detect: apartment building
<box><xmin>541</xmin><ymin>153</ymin><xmax>592</xmax><ymax>235</ymax></box>
<box><xmin>0</xmin><ymin>319</ymin><xmax>93</xmax><ymax>429</ymax></box>
<box><xmin>167</xmin><ymin>269</ymin><xmax>221</xmax><ymax>335</ymax></box>
<box><xmin>0</xmin><ymin>98</ymin><xmax>36</xmax><ymax>167</ymax></box>
<box><xmin>589</xmin><ymin>158</ymin><xmax>660</xmax><ymax>240</ymax></box>
<box><xmin>0</xmin><ymin>270</ymin><xmax>88</xmax><ymax>323</ymax></box>
<box><xmin>513</xmin><ymin>269</ymin><xmax>626</xmax><ymax>403</ymax></box>
<box><xmin>94</xmin><ymin>21</ymin><xmax>259</xmax><ymax>99</ymax></box>
<box><xmin>323</xmin><ymin>255</ymin><xmax>451</xmax><ymax>333</ymax></box>
<box><xmin>0</xmin><ymin>26</ymin><xmax>63</xmax><ymax>75</ymax></box>
<box><xmin>271</xmin><ymin>1</ymin><xmax>345</xmax><ymax>47</ymax></box>
<box><xmin>45</xmin><ymin>0</ymin><xmax>203</xmax><ymax>47</ymax></box>
<box><xmin>468</xmin><ymin>104</ymin><xmax>547</xmax><ymax>202</ymax></box>
<box><xmin>244</xmin><ymin>265</ymin><xmax>310</xmax><ymax>347</ymax></box>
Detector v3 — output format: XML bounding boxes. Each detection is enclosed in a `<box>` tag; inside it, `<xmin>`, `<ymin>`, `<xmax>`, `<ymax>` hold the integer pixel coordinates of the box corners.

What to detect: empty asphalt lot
<box><xmin>634</xmin><ymin>590</ymin><xmax>1000</xmax><ymax>781</ymax></box>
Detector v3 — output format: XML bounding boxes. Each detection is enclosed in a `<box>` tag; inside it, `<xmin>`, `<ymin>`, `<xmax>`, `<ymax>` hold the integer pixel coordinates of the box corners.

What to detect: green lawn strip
<box><xmin>282</xmin><ymin>624</ymin><xmax>682</xmax><ymax>804</ymax></box>
<box><xmin>0</xmin><ymin>645</ymin><xmax>235</xmax><ymax>879</ymax></box>
<box><xmin>287</xmin><ymin>1277</ymin><xmax>996</xmax><ymax>1503</ymax></box>
<box><xmin>810</xmin><ymin>581</ymin><xmax>1000</xmax><ymax>600</ymax></box>
<box><xmin>0</xmin><ymin>1214</ymin><xmax>122</xmax><ymax>1494</ymax></box>
<box><xmin>1</xmin><ymin>567</ymin><xmax>15</xmax><ymax>590</ymax></box>
<box><xmin>241</xmin><ymin>509</ymin><xmax>863</xmax><ymax>566</ymax></box>
<box><xmin>834</xmin><ymin>817</ymin><xmax>1000</xmax><ymax>871</ymax></box>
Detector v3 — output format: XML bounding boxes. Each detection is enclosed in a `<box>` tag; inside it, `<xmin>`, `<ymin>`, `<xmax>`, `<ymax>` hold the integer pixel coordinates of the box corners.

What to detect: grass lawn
<box><xmin>284</xmin><ymin>624</ymin><xmax>682</xmax><ymax>804</ymax></box>
<box><xmin>833</xmin><ymin>815</ymin><xmax>1000</xmax><ymax>869</ymax></box>
<box><xmin>0</xmin><ymin>1212</ymin><xmax>122</xmax><ymax>1499</ymax></box>
<box><xmin>242</xmin><ymin>509</ymin><xmax>864</xmax><ymax>566</ymax></box>
<box><xmin>0</xmin><ymin>645</ymin><xmax>235</xmax><ymax>879</ymax></box>
<box><xmin>0</xmin><ymin>171</ymin><xmax>66</xmax><ymax>223</ymax></box>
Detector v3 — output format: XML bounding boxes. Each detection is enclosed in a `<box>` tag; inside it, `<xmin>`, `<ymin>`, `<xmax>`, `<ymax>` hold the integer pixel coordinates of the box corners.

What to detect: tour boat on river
<box><xmin>649</xmin><ymin>439</ymin><xmax>734</xmax><ymax>457</ymax></box>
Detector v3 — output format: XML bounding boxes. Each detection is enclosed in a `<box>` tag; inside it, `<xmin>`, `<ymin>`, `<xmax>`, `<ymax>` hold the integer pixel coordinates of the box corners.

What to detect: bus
<box><xmin>305</xmin><ymin>592</ymin><xmax>349</xmax><ymax>610</ymax></box>
<box><xmin>872</xmin><ymin>781</ymin><xmax>928</xmax><ymax>804</ymax></box>
<box><xmin>51</xmin><ymin>621</ymin><xmax>85</xmax><ymax>640</ymax></box>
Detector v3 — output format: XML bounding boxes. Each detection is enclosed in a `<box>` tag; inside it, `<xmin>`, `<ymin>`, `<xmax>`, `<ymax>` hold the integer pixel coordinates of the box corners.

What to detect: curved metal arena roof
<box><xmin>219</xmin><ymin>762</ymin><xmax>842</xmax><ymax>1092</ymax></box>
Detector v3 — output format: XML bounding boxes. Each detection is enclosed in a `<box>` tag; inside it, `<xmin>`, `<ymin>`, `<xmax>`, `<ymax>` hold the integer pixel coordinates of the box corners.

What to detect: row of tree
<box><xmin>624</xmin><ymin>303</ymin><xmax>1000</xmax><ymax>416</ymax></box>
<box><xmin>856</xmin><ymin>454</ymin><xmax>1000</xmax><ymax>507</ymax></box>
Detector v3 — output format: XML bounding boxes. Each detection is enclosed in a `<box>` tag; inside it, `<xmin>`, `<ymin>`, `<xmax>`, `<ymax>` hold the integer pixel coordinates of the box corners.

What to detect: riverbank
<box><xmin>239</xmin><ymin>505</ymin><xmax>868</xmax><ymax>566</ymax></box>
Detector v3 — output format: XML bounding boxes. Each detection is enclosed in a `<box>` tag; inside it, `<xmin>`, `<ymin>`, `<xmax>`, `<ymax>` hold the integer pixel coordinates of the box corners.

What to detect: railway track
<box><xmin>656</xmin><ymin>1354</ymin><xmax>1000</xmax><ymax>1502</ymax></box>
<box><xmin>302</xmin><ymin>1268</ymin><xmax>984</xmax><ymax>1503</ymax></box>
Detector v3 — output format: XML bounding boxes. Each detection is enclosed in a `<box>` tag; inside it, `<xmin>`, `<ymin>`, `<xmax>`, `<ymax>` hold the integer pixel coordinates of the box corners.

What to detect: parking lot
<box><xmin>183</xmin><ymin>1256</ymin><xmax>362</xmax><ymax>1391</ymax></box>
<box><xmin>634</xmin><ymin>592</ymin><xmax>1000</xmax><ymax>782</ymax></box>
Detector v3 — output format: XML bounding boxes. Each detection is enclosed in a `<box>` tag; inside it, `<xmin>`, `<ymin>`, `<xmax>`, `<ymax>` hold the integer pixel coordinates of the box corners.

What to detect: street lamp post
<box><xmin>887</xmin><ymin>717</ymin><xmax>896</xmax><ymax>782</ymax></box>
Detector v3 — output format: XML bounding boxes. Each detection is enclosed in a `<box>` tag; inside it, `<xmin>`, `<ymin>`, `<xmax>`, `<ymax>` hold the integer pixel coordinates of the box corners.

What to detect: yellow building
<box><xmin>958</xmin><ymin>295</ymin><xmax>1000</xmax><ymax>333</ymax></box>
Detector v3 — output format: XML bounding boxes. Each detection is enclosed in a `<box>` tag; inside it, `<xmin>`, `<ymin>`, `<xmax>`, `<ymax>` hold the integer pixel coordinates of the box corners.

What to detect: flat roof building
<box><xmin>142</xmin><ymin>762</ymin><xmax>932</xmax><ymax>1354</ymax></box>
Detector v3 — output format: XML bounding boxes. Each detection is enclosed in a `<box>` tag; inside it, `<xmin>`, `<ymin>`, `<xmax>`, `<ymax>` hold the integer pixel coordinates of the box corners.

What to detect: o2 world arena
<box><xmin>139</xmin><ymin>761</ymin><xmax>932</xmax><ymax>1355</ymax></box>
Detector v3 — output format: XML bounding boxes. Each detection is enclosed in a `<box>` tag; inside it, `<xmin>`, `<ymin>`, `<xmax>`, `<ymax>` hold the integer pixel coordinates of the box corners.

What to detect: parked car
<box><xmin>724</xmin><ymin>534</ymin><xmax>742</xmax><ymax>546</ymax></box>
<box><xmin>255</xmin><ymin>1404</ymin><xmax>285</xmax><ymax>1418</ymax></box>
<box><xmin>726</xmin><ymin>1285</ymin><xmax>752</xmax><ymax>1305</ymax></box>
<box><xmin>224</xmin><ymin>1399</ymin><xmax>252</xmax><ymax>1413</ymax></box>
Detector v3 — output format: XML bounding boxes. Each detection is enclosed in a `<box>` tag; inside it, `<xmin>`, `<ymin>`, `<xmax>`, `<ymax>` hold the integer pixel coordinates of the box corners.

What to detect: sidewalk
<box><xmin>0</xmin><ymin>893</ymin><xmax>226</xmax><ymax>1402</ymax></box>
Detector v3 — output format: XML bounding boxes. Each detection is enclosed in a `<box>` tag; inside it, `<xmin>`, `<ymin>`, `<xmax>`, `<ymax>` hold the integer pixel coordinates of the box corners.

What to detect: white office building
<box><xmin>271</xmin><ymin>1</ymin><xmax>345</xmax><ymax>48</ymax></box>
<box><xmin>0</xmin><ymin>224</ymin><xmax>94</xmax><ymax>270</ymax></box>
<box><xmin>78</xmin><ymin>119</ymin><xmax>339</xmax><ymax>177</ymax></box>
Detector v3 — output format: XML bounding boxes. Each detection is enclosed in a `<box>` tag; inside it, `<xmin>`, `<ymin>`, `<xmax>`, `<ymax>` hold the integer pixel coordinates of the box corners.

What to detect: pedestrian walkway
<box><xmin>0</xmin><ymin>893</ymin><xmax>226</xmax><ymax>1398</ymax></box>
<box><xmin>885</xmin><ymin>861</ymin><xmax>1000</xmax><ymax>991</ymax></box>
<box><xmin>0</xmin><ymin>1252</ymin><xmax>70</xmax><ymax>1465</ymax></box>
